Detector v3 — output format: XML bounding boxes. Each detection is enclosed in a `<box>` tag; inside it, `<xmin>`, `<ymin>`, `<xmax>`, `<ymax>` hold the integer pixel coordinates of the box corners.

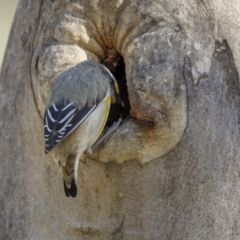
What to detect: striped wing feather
<box><xmin>44</xmin><ymin>102</ymin><xmax>97</xmax><ymax>153</ymax></box>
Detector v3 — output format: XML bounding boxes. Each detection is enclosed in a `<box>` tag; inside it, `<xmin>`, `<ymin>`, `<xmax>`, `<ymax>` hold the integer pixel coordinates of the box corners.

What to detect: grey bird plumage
<box><xmin>48</xmin><ymin>61</ymin><xmax>111</xmax><ymax>108</ymax></box>
<box><xmin>44</xmin><ymin>60</ymin><xmax>122</xmax><ymax>197</ymax></box>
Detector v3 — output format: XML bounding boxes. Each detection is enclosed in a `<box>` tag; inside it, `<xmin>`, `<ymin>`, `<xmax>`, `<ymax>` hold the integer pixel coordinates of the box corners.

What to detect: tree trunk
<box><xmin>1</xmin><ymin>0</ymin><xmax>240</xmax><ymax>239</ymax></box>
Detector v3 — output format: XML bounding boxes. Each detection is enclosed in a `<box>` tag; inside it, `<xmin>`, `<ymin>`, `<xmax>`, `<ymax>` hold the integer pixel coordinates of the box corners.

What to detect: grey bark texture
<box><xmin>1</xmin><ymin>0</ymin><xmax>240</xmax><ymax>239</ymax></box>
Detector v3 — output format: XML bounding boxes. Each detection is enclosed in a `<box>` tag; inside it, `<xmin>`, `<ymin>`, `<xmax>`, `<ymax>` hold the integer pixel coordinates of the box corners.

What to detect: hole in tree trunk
<box><xmin>102</xmin><ymin>49</ymin><xmax>130</xmax><ymax>127</ymax></box>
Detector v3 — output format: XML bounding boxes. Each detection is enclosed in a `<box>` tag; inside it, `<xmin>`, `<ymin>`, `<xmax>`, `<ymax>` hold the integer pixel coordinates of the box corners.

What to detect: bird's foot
<box><xmin>91</xmin><ymin>118</ymin><xmax>122</xmax><ymax>151</ymax></box>
<box><xmin>85</xmin><ymin>147</ymin><xmax>93</xmax><ymax>155</ymax></box>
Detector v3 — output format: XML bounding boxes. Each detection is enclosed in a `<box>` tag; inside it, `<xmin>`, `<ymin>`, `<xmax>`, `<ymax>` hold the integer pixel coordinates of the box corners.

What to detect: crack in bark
<box><xmin>30</xmin><ymin>0</ymin><xmax>44</xmax><ymax>120</ymax></box>
<box><xmin>112</xmin><ymin>216</ymin><xmax>125</xmax><ymax>240</ymax></box>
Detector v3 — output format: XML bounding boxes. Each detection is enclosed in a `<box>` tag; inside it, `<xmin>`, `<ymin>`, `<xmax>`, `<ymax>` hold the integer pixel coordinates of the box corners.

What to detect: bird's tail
<box><xmin>62</xmin><ymin>154</ymin><xmax>78</xmax><ymax>197</ymax></box>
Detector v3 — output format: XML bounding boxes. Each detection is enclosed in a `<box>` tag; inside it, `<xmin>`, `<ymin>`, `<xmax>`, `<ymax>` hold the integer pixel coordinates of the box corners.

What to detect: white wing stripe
<box><xmin>57</xmin><ymin>105</ymin><xmax>97</xmax><ymax>143</ymax></box>
<box><xmin>45</xmin><ymin>118</ymin><xmax>52</xmax><ymax>132</ymax></box>
<box><xmin>80</xmin><ymin>106</ymin><xmax>96</xmax><ymax>122</ymax></box>
<box><xmin>47</xmin><ymin>105</ymin><xmax>99</xmax><ymax>151</ymax></box>
<box><xmin>59</xmin><ymin>109</ymin><xmax>76</xmax><ymax>123</ymax></box>
<box><xmin>53</xmin><ymin>104</ymin><xmax>59</xmax><ymax>111</ymax></box>
<box><xmin>58</xmin><ymin>118</ymin><xmax>73</xmax><ymax>133</ymax></box>
<box><xmin>47</xmin><ymin>109</ymin><xmax>56</xmax><ymax>122</ymax></box>
<box><xmin>62</xmin><ymin>103</ymin><xmax>73</xmax><ymax>111</ymax></box>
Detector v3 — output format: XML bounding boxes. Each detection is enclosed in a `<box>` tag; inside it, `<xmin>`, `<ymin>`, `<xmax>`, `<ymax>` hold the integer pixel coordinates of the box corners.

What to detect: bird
<box><xmin>43</xmin><ymin>60</ymin><xmax>123</xmax><ymax>197</ymax></box>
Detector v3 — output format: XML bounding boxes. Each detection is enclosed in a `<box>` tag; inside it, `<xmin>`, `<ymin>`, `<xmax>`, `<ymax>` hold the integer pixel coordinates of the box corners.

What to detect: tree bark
<box><xmin>1</xmin><ymin>0</ymin><xmax>240</xmax><ymax>239</ymax></box>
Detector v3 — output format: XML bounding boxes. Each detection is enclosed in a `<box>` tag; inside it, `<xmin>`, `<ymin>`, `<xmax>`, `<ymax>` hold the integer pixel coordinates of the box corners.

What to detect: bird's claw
<box><xmin>91</xmin><ymin>118</ymin><xmax>122</xmax><ymax>151</ymax></box>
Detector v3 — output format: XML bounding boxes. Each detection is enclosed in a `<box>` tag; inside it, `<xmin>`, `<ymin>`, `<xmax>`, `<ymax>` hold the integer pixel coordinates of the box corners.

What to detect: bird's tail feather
<box><xmin>63</xmin><ymin>179</ymin><xmax>77</xmax><ymax>197</ymax></box>
<box><xmin>62</xmin><ymin>154</ymin><xmax>78</xmax><ymax>197</ymax></box>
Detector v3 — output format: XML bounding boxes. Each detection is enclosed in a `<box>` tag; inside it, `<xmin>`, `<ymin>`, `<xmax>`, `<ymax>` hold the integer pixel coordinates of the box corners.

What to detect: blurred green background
<box><xmin>0</xmin><ymin>0</ymin><xmax>18</xmax><ymax>71</ymax></box>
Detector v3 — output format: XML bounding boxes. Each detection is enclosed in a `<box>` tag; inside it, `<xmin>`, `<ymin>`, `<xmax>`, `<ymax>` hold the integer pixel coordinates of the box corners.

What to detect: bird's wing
<box><xmin>44</xmin><ymin>102</ymin><xmax>97</xmax><ymax>153</ymax></box>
